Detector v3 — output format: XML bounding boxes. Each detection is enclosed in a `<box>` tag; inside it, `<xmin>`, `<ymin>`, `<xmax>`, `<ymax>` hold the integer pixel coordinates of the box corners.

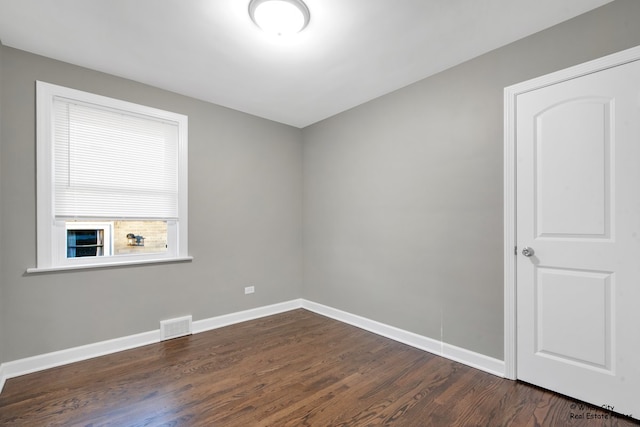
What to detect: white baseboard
<box><xmin>0</xmin><ymin>298</ymin><xmax>504</xmax><ymax>395</ymax></box>
<box><xmin>0</xmin><ymin>364</ymin><xmax>5</xmax><ymax>394</ymax></box>
<box><xmin>442</xmin><ymin>342</ymin><xmax>505</xmax><ymax>377</ymax></box>
<box><xmin>192</xmin><ymin>299</ymin><xmax>303</xmax><ymax>334</ymax></box>
<box><xmin>0</xmin><ymin>299</ymin><xmax>303</xmax><ymax>394</ymax></box>
<box><xmin>301</xmin><ymin>300</ymin><xmax>505</xmax><ymax>377</ymax></box>
<box><xmin>0</xmin><ymin>328</ymin><xmax>160</xmax><ymax>394</ymax></box>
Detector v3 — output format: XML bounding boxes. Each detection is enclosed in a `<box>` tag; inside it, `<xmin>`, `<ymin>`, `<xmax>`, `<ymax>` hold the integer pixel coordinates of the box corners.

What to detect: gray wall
<box><xmin>2</xmin><ymin>0</ymin><xmax>640</xmax><ymax>365</ymax></box>
<box><xmin>0</xmin><ymin>40</ymin><xmax>4</xmax><ymax>364</ymax></box>
<box><xmin>302</xmin><ymin>0</ymin><xmax>640</xmax><ymax>359</ymax></box>
<box><xmin>0</xmin><ymin>46</ymin><xmax>303</xmax><ymax>362</ymax></box>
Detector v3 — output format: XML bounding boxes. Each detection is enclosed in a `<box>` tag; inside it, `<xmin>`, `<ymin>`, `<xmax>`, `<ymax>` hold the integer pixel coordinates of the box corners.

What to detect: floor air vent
<box><xmin>160</xmin><ymin>315</ymin><xmax>192</xmax><ymax>341</ymax></box>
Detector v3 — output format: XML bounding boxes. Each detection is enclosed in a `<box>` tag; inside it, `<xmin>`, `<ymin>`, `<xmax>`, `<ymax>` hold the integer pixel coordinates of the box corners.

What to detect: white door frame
<box><xmin>503</xmin><ymin>44</ymin><xmax>640</xmax><ymax>380</ymax></box>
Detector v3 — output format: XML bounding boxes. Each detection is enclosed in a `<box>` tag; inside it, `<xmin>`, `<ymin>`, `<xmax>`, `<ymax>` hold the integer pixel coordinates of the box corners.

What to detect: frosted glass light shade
<box><xmin>249</xmin><ymin>0</ymin><xmax>310</xmax><ymax>36</ymax></box>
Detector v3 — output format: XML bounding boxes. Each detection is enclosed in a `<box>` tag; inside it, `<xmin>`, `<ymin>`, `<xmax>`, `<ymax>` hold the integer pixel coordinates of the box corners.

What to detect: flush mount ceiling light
<box><xmin>249</xmin><ymin>0</ymin><xmax>310</xmax><ymax>36</ymax></box>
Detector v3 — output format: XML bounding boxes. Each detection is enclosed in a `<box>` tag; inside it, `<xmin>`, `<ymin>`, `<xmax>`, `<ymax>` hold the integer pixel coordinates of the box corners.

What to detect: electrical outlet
<box><xmin>244</xmin><ymin>286</ymin><xmax>255</xmax><ymax>295</ymax></box>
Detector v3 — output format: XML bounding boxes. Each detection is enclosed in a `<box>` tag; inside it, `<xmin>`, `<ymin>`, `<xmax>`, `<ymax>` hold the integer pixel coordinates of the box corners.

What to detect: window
<box><xmin>31</xmin><ymin>81</ymin><xmax>190</xmax><ymax>272</ymax></box>
<box><xmin>66</xmin><ymin>222</ymin><xmax>113</xmax><ymax>258</ymax></box>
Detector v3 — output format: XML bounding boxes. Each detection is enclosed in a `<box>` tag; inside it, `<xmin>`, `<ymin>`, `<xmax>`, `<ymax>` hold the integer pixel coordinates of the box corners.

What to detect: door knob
<box><xmin>522</xmin><ymin>247</ymin><xmax>535</xmax><ymax>257</ymax></box>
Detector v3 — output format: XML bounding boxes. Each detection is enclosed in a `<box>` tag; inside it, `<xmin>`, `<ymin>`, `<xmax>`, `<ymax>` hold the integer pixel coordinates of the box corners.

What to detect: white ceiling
<box><xmin>0</xmin><ymin>0</ymin><xmax>614</xmax><ymax>128</ymax></box>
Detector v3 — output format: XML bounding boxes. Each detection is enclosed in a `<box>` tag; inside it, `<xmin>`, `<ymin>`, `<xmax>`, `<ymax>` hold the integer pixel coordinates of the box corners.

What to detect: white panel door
<box><xmin>516</xmin><ymin>58</ymin><xmax>640</xmax><ymax>419</ymax></box>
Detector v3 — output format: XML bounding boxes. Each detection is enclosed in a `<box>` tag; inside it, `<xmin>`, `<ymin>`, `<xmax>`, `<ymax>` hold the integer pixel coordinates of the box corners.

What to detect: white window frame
<box><xmin>29</xmin><ymin>81</ymin><xmax>191</xmax><ymax>272</ymax></box>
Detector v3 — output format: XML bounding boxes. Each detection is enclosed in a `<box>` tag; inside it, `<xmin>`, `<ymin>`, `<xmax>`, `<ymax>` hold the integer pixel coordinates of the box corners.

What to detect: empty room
<box><xmin>1</xmin><ymin>0</ymin><xmax>640</xmax><ymax>425</ymax></box>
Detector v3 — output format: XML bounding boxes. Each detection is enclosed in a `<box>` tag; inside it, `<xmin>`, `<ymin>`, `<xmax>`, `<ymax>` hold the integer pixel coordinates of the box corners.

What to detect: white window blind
<box><xmin>53</xmin><ymin>98</ymin><xmax>179</xmax><ymax>219</ymax></box>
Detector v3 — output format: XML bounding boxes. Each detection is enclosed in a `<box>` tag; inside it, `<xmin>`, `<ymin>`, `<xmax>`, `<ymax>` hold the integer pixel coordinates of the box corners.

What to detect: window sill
<box><xmin>26</xmin><ymin>256</ymin><xmax>193</xmax><ymax>274</ymax></box>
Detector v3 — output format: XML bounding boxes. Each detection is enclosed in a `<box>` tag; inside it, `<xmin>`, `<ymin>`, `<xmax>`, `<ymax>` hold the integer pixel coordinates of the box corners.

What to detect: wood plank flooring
<box><xmin>0</xmin><ymin>309</ymin><xmax>637</xmax><ymax>426</ymax></box>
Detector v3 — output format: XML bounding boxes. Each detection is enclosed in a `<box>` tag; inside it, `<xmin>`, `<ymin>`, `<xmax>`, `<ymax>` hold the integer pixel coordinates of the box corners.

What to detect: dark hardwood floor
<box><xmin>0</xmin><ymin>309</ymin><xmax>637</xmax><ymax>426</ymax></box>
